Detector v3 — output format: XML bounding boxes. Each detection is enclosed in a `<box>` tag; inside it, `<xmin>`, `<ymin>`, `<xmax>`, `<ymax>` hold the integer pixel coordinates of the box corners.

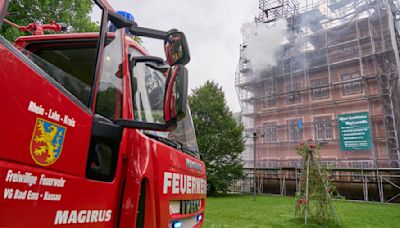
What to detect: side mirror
<box><xmin>109</xmin><ymin>11</ymin><xmax>191</xmax><ymax>65</ymax></box>
<box><xmin>164</xmin><ymin>31</ymin><xmax>190</xmax><ymax>66</ymax></box>
<box><xmin>164</xmin><ymin>65</ymin><xmax>188</xmax><ymax>122</ymax></box>
<box><xmin>0</xmin><ymin>0</ymin><xmax>9</xmax><ymax>29</ymax></box>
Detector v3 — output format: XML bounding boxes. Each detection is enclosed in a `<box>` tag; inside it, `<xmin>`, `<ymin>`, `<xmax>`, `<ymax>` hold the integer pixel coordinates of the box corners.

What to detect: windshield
<box><xmin>158</xmin><ymin>107</ymin><xmax>200</xmax><ymax>158</ymax></box>
<box><xmin>129</xmin><ymin>48</ymin><xmax>199</xmax><ymax>157</ymax></box>
<box><xmin>167</xmin><ymin>107</ymin><xmax>199</xmax><ymax>156</ymax></box>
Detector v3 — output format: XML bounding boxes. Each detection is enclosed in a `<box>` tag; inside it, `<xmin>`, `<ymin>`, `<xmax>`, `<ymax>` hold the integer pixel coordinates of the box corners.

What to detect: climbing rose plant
<box><xmin>295</xmin><ymin>141</ymin><xmax>340</xmax><ymax>225</ymax></box>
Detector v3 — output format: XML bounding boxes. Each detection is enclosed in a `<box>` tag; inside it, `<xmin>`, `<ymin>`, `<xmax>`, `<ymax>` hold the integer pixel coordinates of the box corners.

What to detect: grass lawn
<box><xmin>203</xmin><ymin>194</ymin><xmax>400</xmax><ymax>228</ymax></box>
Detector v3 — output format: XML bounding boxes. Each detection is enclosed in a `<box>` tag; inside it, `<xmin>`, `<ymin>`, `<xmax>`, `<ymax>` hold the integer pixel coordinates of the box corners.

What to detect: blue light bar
<box><xmin>109</xmin><ymin>10</ymin><xmax>135</xmax><ymax>36</ymax></box>
<box><xmin>116</xmin><ymin>11</ymin><xmax>135</xmax><ymax>22</ymax></box>
<box><xmin>172</xmin><ymin>221</ymin><xmax>182</xmax><ymax>228</ymax></box>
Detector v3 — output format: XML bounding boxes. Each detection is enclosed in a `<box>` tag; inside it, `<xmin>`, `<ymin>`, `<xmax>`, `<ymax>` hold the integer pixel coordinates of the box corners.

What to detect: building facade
<box><xmin>236</xmin><ymin>0</ymin><xmax>400</xmax><ymax>201</ymax></box>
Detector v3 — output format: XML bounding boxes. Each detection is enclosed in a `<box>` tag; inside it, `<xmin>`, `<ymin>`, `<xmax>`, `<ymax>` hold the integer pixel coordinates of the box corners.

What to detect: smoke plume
<box><xmin>241</xmin><ymin>19</ymin><xmax>287</xmax><ymax>71</ymax></box>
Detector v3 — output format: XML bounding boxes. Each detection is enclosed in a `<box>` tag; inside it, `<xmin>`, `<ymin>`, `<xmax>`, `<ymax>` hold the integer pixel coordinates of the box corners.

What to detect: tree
<box><xmin>189</xmin><ymin>81</ymin><xmax>245</xmax><ymax>196</ymax></box>
<box><xmin>0</xmin><ymin>0</ymin><xmax>99</xmax><ymax>42</ymax></box>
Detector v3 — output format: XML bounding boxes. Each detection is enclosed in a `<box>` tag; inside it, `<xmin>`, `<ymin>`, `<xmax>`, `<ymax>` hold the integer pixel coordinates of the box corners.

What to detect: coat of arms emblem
<box><xmin>30</xmin><ymin>118</ymin><xmax>66</xmax><ymax>166</ymax></box>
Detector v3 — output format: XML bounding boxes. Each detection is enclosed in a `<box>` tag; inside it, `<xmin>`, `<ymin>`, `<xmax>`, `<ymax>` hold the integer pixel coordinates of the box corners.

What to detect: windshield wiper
<box><xmin>145</xmin><ymin>133</ymin><xmax>182</xmax><ymax>150</ymax></box>
<box><xmin>181</xmin><ymin>146</ymin><xmax>200</xmax><ymax>158</ymax></box>
<box><xmin>145</xmin><ymin>133</ymin><xmax>200</xmax><ymax>158</ymax></box>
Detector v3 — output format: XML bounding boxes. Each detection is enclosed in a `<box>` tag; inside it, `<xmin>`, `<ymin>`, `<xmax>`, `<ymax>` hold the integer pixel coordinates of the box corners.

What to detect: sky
<box><xmin>108</xmin><ymin>0</ymin><xmax>259</xmax><ymax>112</ymax></box>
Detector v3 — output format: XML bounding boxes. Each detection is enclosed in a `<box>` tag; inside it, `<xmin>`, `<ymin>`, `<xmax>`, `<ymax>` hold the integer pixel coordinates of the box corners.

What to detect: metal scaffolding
<box><xmin>236</xmin><ymin>0</ymin><xmax>400</xmax><ymax>202</ymax></box>
<box><xmin>255</xmin><ymin>0</ymin><xmax>299</xmax><ymax>23</ymax></box>
<box><xmin>231</xmin><ymin>167</ymin><xmax>400</xmax><ymax>203</ymax></box>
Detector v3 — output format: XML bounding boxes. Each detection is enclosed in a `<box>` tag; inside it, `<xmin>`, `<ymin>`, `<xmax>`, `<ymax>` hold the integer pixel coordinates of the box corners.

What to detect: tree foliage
<box><xmin>189</xmin><ymin>81</ymin><xmax>245</xmax><ymax>196</ymax></box>
<box><xmin>0</xmin><ymin>0</ymin><xmax>99</xmax><ymax>42</ymax></box>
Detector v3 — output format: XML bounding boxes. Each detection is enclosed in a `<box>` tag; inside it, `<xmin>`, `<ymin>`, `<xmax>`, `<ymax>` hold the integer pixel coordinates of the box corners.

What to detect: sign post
<box><xmin>253</xmin><ymin>132</ymin><xmax>257</xmax><ymax>201</ymax></box>
<box><xmin>338</xmin><ymin>112</ymin><xmax>372</xmax><ymax>151</ymax></box>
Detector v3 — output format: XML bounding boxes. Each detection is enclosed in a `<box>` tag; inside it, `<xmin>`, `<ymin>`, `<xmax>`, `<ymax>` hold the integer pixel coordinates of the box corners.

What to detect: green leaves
<box><xmin>0</xmin><ymin>0</ymin><xmax>99</xmax><ymax>42</ymax></box>
<box><xmin>295</xmin><ymin>141</ymin><xmax>340</xmax><ymax>225</ymax></box>
<box><xmin>189</xmin><ymin>81</ymin><xmax>245</xmax><ymax>196</ymax></box>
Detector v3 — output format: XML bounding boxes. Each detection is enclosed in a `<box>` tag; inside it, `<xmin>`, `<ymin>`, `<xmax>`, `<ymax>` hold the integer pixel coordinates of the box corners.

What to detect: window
<box><xmin>129</xmin><ymin>47</ymin><xmax>168</xmax><ymax>125</ymax></box>
<box><xmin>86</xmin><ymin>21</ymin><xmax>123</xmax><ymax>183</ymax></box>
<box><xmin>343</xmin><ymin>47</ymin><xmax>353</xmax><ymax>55</ymax></box>
<box><xmin>342</xmin><ymin>73</ymin><xmax>362</xmax><ymax>95</ymax></box>
<box><xmin>285</xmin><ymin>82</ymin><xmax>301</xmax><ymax>104</ymax></box>
<box><xmin>287</xmin><ymin>118</ymin><xmax>303</xmax><ymax>142</ymax></box>
<box><xmin>263</xmin><ymin>122</ymin><xmax>278</xmax><ymax>143</ymax></box>
<box><xmin>7</xmin><ymin>0</ymin><xmax>103</xmax><ymax>107</ymax></box>
<box><xmin>314</xmin><ymin>116</ymin><xmax>333</xmax><ymax>140</ymax></box>
<box><xmin>95</xmin><ymin>29</ymin><xmax>124</xmax><ymax>120</ymax></box>
<box><xmin>311</xmin><ymin>78</ymin><xmax>329</xmax><ymax>100</ymax></box>
<box><xmin>283</xmin><ymin>59</ymin><xmax>291</xmax><ymax>74</ymax></box>
<box><xmin>263</xmin><ymin>80</ymin><xmax>276</xmax><ymax>108</ymax></box>
<box><xmin>28</xmin><ymin>44</ymin><xmax>98</xmax><ymax>106</ymax></box>
<box><xmin>131</xmin><ymin>62</ymin><xmax>166</xmax><ymax>124</ymax></box>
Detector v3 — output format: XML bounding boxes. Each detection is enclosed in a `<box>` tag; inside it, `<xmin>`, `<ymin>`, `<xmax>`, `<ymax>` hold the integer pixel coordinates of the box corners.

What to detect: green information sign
<box><xmin>338</xmin><ymin>112</ymin><xmax>372</xmax><ymax>151</ymax></box>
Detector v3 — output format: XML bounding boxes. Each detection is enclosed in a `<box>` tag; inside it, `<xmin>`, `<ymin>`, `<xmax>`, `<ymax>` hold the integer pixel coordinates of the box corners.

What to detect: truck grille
<box><xmin>169</xmin><ymin>200</ymin><xmax>201</xmax><ymax>215</ymax></box>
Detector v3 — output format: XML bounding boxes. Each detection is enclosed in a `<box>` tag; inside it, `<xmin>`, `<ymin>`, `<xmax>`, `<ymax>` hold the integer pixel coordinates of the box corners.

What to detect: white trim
<box><xmin>312</xmin><ymin>114</ymin><xmax>335</xmax><ymax>140</ymax></box>
<box><xmin>320</xmin><ymin>156</ymin><xmax>338</xmax><ymax>160</ymax></box>
<box><xmin>337</xmin><ymin>109</ymin><xmax>368</xmax><ymax>115</ymax></box>
<box><xmin>261</xmin><ymin>156</ymin><xmax>279</xmax><ymax>160</ymax></box>
<box><xmin>262</xmin><ymin>121</ymin><xmax>279</xmax><ymax>143</ymax></box>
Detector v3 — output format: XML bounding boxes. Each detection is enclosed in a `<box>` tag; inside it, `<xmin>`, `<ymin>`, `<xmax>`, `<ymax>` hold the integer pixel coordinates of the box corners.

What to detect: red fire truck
<box><xmin>0</xmin><ymin>0</ymin><xmax>206</xmax><ymax>227</ymax></box>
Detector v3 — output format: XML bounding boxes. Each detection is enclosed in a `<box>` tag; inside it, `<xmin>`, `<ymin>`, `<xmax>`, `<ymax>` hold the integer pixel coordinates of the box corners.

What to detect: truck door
<box><xmin>0</xmin><ymin>1</ymin><xmax>124</xmax><ymax>227</ymax></box>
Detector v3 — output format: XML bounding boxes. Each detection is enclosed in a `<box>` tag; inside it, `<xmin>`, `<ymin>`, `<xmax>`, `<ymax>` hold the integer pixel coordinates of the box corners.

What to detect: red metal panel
<box><xmin>0</xmin><ymin>40</ymin><xmax>121</xmax><ymax>227</ymax></box>
<box><xmin>0</xmin><ymin>26</ymin><xmax>206</xmax><ymax>227</ymax></box>
<box><xmin>154</xmin><ymin>141</ymin><xmax>206</xmax><ymax>227</ymax></box>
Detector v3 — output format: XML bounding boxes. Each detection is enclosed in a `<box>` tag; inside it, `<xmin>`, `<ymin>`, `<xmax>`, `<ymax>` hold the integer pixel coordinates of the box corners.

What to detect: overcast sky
<box><xmin>108</xmin><ymin>0</ymin><xmax>259</xmax><ymax>112</ymax></box>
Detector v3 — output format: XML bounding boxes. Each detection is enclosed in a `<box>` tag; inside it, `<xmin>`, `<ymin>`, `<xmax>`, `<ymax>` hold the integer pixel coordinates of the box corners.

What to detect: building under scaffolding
<box><xmin>235</xmin><ymin>0</ymin><xmax>400</xmax><ymax>202</ymax></box>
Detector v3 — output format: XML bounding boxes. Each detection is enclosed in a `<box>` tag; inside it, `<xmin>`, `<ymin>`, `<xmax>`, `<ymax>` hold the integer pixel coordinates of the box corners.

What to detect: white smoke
<box><xmin>241</xmin><ymin>19</ymin><xmax>287</xmax><ymax>71</ymax></box>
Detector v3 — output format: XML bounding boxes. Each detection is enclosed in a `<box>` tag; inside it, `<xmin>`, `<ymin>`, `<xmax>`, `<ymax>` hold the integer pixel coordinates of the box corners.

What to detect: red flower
<box><xmin>297</xmin><ymin>198</ymin><xmax>309</xmax><ymax>206</ymax></box>
<box><xmin>309</xmin><ymin>144</ymin><xmax>315</xmax><ymax>149</ymax></box>
<box><xmin>297</xmin><ymin>198</ymin><xmax>303</xmax><ymax>206</ymax></box>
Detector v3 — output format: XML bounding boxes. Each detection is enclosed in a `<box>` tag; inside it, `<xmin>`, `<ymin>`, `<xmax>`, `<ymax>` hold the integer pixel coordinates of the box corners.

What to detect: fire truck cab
<box><xmin>0</xmin><ymin>0</ymin><xmax>206</xmax><ymax>227</ymax></box>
